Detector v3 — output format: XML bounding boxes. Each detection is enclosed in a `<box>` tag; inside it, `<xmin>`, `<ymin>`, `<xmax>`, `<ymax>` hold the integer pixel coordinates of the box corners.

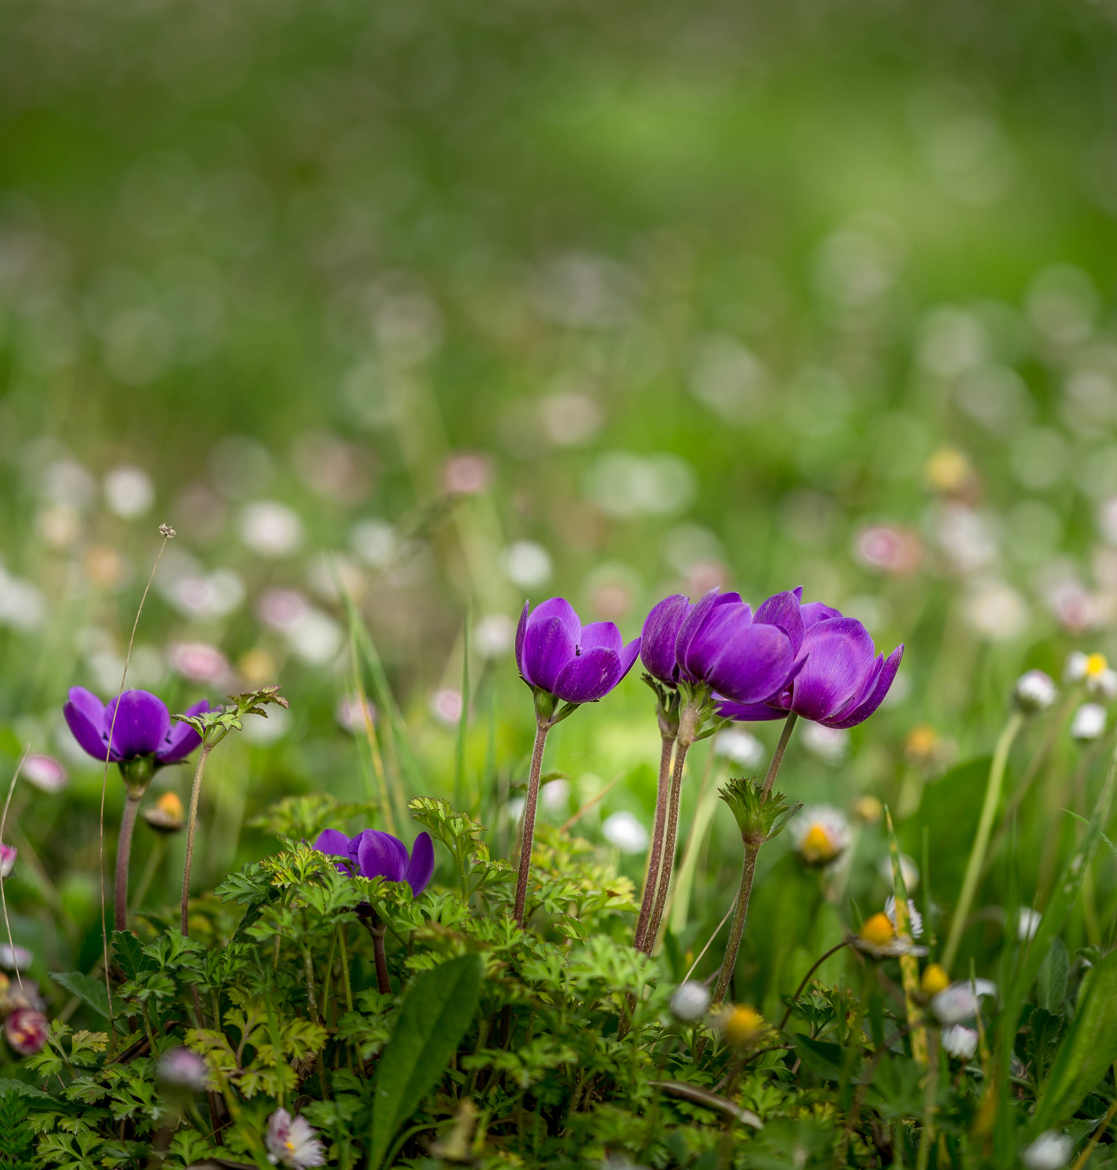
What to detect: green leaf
<box><xmin>368</xmin><ymin>953</ymin><xmax>483</xmax><ymax>1170</ymax></box>
<box><xmin>50</xmin><ymin>971</ymin><xmax>110</xmax><ymax>1020</ymax></box>
<box><xmin>1034</xmin><ymin>938</ymin><xmax>1069</xmax><ymax>1015</ymax></box>
<box><xmin>111</xmin><ymin>931</ymin><xmax>150</xmax><ymax>982</ymax></box>
<box><xmin>1031</xmin><ymin>948</ymin><xmax>1117</xmax><ymax>1134</ymax></box>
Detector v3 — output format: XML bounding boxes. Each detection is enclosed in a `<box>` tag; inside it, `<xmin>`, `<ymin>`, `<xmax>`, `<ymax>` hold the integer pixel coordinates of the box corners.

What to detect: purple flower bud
<box><xmin>515</xmin><ymin>598</ymin><xmax>640</xmax><ymax>704</ymax></box>
<box><xmin>63</xmin><ymin>688</ymin><xmax>211</xmax><ymax>766</ymax></box>
<box><xmin>5</xmin><ymin>1008</ymin><xmax>48</xmax><ymax>1056</ymax></box>
<box><xmin>0</xmin><ymin>843</ymin><xmax>15</xmax><ymax>878</ymax></box>
<box><xmin>311</xmin><ymin>828</ymin><xmax>435</xmax><ymax>897</ymax></box>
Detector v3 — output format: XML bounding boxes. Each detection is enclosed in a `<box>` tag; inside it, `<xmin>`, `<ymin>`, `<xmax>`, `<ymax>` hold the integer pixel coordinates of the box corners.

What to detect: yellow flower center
<box><xmin>723</xmin><ymin>1005</ymin><xmax>765</xmax><ymax>1047</ymax></box>
<box><xmin>285</xmin><ymin>1139</ymin><xmax>296</xmax><ymax>1152</ymax></box>
<box><xmin>860</xmin><ymin>913</ymin><xmax>895</xmax><ymax>947</ymax></box>
<box><xmin>905</xmin><ymin>724</ymin><xmax>938</xmax><ymax>759</ymax></box>
<box><xmin>925</xmin><ymin>448</ymin><xmax>970</xmax><ymax>492</ymax></box>
<box><xmin>155</xmin><ymin>792</ymin><xmax>184</xmax><ymax>819</ymax></box>
<box><xmin>921</xmin><ymin>963</ymin><xmax>950</xmax><ymax>996</ymax></box>
<box><xmin>854</xmin><ymin>795</ymin><xmax>883</xmax><ymax>824</ymax></box>
<box><xmin>1085</xmin><ymin>653</ymin><xmax>1108</xmax><ymax>679</ymax></box>
<box><xmin>800</xmin><ymin>823</ymin><xmax>839</xmax><ymax>864</ymax></box>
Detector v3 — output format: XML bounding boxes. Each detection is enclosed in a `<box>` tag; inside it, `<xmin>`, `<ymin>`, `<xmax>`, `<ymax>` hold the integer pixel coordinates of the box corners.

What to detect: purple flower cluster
<box><xmin>312</xmin><ymin>828</ymin><xmax>434</xmax><ymax>898</ymax></box>
<box><xmin>642</xmin><ymin>587</ymin><xmax>902</xmax><ymax>729</ymax></box>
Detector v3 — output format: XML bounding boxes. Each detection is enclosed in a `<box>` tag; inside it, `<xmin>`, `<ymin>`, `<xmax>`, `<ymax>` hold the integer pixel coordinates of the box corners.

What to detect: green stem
<box><xmin>712</xmin><ymin>713</ymin><xmax>798</xmax><ymax>1004</ymax></box>
<box><xmin>942</xmin><ymin>710</ymin><xmax>1024</xmax><ymax>972</ymax></box>
<box><xmin>634</xmin><ymin>735</ymin><xmax>675</xmax><ymax>950</ymax></box>
<box><xmin>513</xmin><ymin>719</ymin><xmax>551</xmax><ymax>928</ymax></box>
<box><xmin>114</xmin><ymin>792</ymin><xmax>142</xmax><ymax>933</ymax></box>
<box><xmin>180</xmin><ymin>743</ymin><xmax>214</xmax><ymax>936</ymax></box>
<box><xmin>644</xmin><ymin>705</ymin><xmax>699</xmax><ymax>953</ymax></box>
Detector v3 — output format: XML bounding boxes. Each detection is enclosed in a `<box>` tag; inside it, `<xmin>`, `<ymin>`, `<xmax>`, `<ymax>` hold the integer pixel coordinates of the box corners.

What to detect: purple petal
<box><xmin>826</xmin><ymin>645</ymin><xmax>904</xmax><ymax>728</ymax></box>
<box><xmin>313</xmin><ymin>829</ymin><xmax>353</xmax><ymax>873</ymax></box>
<box><xmin>800</xmin><ymin>601</ymin><xmax>843</xmax><ymax>629</ymax></box>
<box><xmin>617</xmin><ymin>636</ymin><xmax>641</xmax><ymax>681</ymax></box>
<box><xmin>521</xmin><ymin>605</ymin><xmax>579</xmax><ymax>693</ymax></box>
<box><xmin>640</xmin><ymin>595</ymin><xmax>690</xmax><ymax>683</ymax></box>
<box><xmin>705</xmin><ymin>624</ymin><xmax>796</xmax><ymax>704</ymax></box>
<box><xmin>405</xmin><ymin>832</ymin><xmax>435</xmax><ymax>896</ymax></box>
<box><xmin>789</xmin><ymin>618</ymin><xmax>876</xmax><ymax>722</ymax></box>
<box><xmin>64</xmin><ymin>687</ymin><xmax>115</xmax><ymax>761</ymax></box>
<box><xmin>716</xmin><ymin>698</ymin><xmax>788</xmax><ymax>722</ymax></box>
<box><xmin>552</xmin><ymin>647</ymin><xmax>622</xmax><ymax>702</ymax></box>
<box><xmin>674</xmin><ymin>591</ymin><xmax>743</xmax><ymax>677</ymax></box>
<box><xmin>158</xmin><ymin>699</ymin><xmax>211</xmax><ymax>764</ymax></box>
<box><xmin>352</xmin><ymin>830</ymin><xmax>409</xmax><ymax>883</ymax></box>
<box><xmin>514</xmin><ymin>601</ymin><xmax>530</xmax><ymax>679</ymax></box>
<box><xmin>678</xmin><ymin>600</ymin><xmax>752</xmax><ymax>684</ymax></box>
<box><xmin>578</xmin><ymin>621</ymin><xmax>623</xmax><ymax>656</ymax></box>
<box><xmin>103</xmin><ymin>691</ymin><xmax>171</xmax><ymax>759</ymax></box>
<box><xmin>754</xmin><ymin>590</ymin><xmax>805</xmax><ymax>655</ymax></box>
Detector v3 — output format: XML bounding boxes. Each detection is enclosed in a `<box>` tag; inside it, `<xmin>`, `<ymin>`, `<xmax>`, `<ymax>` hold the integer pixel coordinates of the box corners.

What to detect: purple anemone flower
<box><xmin>641</xmin><ymin>589</ymin><xmax>803</xmax><ymax>705</ymax></box>
<box><xmin>63</xmin><ymin>688</ymin><xmax>210</xmax><ymax>766</ymax></box>
<box><xmin>515</xmin><ymin>598</ymin><xmax>640</xmax><ymax>704</ymax></box>
<box><xmin>312</xmin><ymin>827</ymin><xmax>435</xmax><ymax>897</ymax></box>
<box><xmin>718</xmin><ymin>597</ymin><xmax>903</xmax><ymax>728</ymax></box>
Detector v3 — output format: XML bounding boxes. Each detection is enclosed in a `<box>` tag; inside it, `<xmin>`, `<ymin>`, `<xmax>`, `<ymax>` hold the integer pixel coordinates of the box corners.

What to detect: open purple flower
<box><xmin>641</xmin><ymin>589</ymin><xmax>803</xmax><ymax>704</ymax></box>
<box><xmin>63</xmin><ymin>688</ymin><xmax>211</xmax><ymax>766</ymax></box>
<box><xmin>515</xmin><ymin>598</ymin><xmax>640</xmax><ymax>704</ymax></box>
<box><xmin>312</xmin><ymin>827</ymin><xmax>434</xmax><ymax>897</ymax></box>
<box><xmin>718</xmin><ymin>598</ymin><xmax>903</xmax><ymax>728</ymax></box>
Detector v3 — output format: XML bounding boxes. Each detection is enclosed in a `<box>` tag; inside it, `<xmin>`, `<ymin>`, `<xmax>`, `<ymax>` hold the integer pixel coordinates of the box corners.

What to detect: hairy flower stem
<box><xmin>513</xmin><ymin>720</ymin><xmax>551</xmax><ymax>928</ymax></box>
<box><xmin>180</xmin><ymin>742</ymin><xmax>215</xmax><ymax>936</ymax></box>
<box><xmin>644</xmin><ymin>703</ymin><xmax>700</xmax><ymax>952</ymax></box>
<box><xmin>113</xmin><ymin>792</ymin><xmax>142</xmax><ymax>932</ymax></box>
<box><xmin>942</xmin><ymin>710</ymin><xmax>1023</xmax><ymax>972</ymax></box>
<box><xmin>712</xmin><ymin>713</ymin><xmax>798</xmax><ymax>1004</ymax></box>
<box><xmin>634</xmin><ymin>734</ymin><xmax>675</xmax><ymax>950</ymax></box>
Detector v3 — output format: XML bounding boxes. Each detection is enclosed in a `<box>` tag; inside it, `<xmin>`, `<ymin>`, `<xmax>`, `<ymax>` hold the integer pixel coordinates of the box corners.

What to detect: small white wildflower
<box><xmin>335</xmin><ymin>694</ymin><xmax>376</xmax><ymax>734</ymax></box>
<box><xmin>156</xmin><ymin>1047</ymin><xmax>208</xmax><ymax>1092</ymax></box>
<box><xmin>0</xmin><ymin>844</ymin><xmax>15</xmax><ymax>878</ymax></box>
<box><xmin>930</xmin><ymin>979</ymin><xmax>996</xmax><ymax>1025</ymax></box>
<box><xmin>168</xmin><ymin>641</ymin><xmax>232</xmax><ymax>686</ymax></box>
<box><xmin>266</xmin><ymin>1107</ymin><xmax>325</xmax><ymax>1168</ymax></box>
<box><xmin>601</xmin><ymin>811</ymin><xmax>648</xmax><ymax>854</ymax></box>
<box><xmin>349</xmin><ymin>518</ymin><xmax>397</xmax><ymax>568</ymax></box>
<box><xmin>241</xmin><ymin>706</ymin><xmax>291</xmax><ymax>746</ymax></box>
<box><xmin>800</xmin><ymin>723</ymin><xmax>849</xmax><ymax>764</ymax></box>
<box><xmin>541</xmin><ymin>777</ymin><xmax>570</xmax><ymax>811</ymax></box>
<box><xmin>1064</xmin><ymin>651</ymin><xmax>1117</xmax><ymax>698</ymax></box>
<box><xmin>285</xmin><ymin>609</ymin><xmax>343</xmax><ymax>666</ymax></box>
<box><xmin>0</xmin><ymin>944</ymin><xmax>32</xmax><ymax>971</ymax></box>
<box><xmin>712</xmin><ymin>728</ymin><xmax>765</xmax><ymax>769</ymax></box>
<box><xmin>789</xmin><ymin>806</ymin><xmax>852</xmax><ymax>867</ymax></box>
<box><xmin>1070</xmin><ymin>702</ymin><xmax>1106</xmax><ymax>742</ymax></box>
<box><xmin>885</xmin><ymin>895</ymin><xmax>923</xmax><ymax>939</ymax></box>
<box><xmin>239</xmin><ymin>501</ymin><xmax>303</xmax><ymax>557</ymax></box>
<box><xmin>1014</xmin><ymin>670</ymin><xmax>1057</xmax><ymax>714</ymax></box>
<box><xmin>941</xmin><ymin>1025</ymin><xmax>978</xmax><ymax>1060</ymax></box>
<box><xmin>1022</xmin><ymin>1132</ymin><xmax>1074</xmax><ymax>1170</ymax></box>
<box><xmin>20</xmin><ymin>754</ymin><xmax>67</xmax><ymax>794</ymax></box>
<box><xmin>429</xmin><ymin>688</ymin><xmax>463</xmax><ymax>726</ymax></box>
<box><xmin>103</xmin><ymin>466</ymin><xmax>154</xmax><ymax>518</ymax></box>
<box><xmin>474</xmin><ymin>614</ymin><xmax>515</xmax><ymax>659</ymax></box>
<box><xmin>669</xmin><ymin>981</ymin><xmax>711</xmax><ymax>1022</ymax></box>
<box><xmin>1017</xmin><ymin>906</ymin><xmax>1042</xmax><ymax>941</ymax></box>
<box><xmin>502</xmin><ymin>541</ymin><xmax>552</xmax><ymax>589</ymax></box>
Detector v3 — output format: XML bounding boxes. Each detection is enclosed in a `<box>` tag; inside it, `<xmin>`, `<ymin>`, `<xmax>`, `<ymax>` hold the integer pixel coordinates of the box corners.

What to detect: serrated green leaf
<box><xmin>51</xmin><ymin>971</ymin><xmax>110</xmax><ymax>1020</ymax></box>
<box><xmin>369</xmin><ymin>953</ymin><xmax>482</xmax><ymax>1170</ymax></box>
<box><xmin>1031</xmin><ymin>948</ymin><xmax>1117</xmax><ymax>1134</ymax></box>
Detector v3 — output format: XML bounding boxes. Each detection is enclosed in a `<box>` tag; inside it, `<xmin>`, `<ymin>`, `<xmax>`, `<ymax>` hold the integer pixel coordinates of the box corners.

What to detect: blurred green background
<box><xmin>2</xmin><ymin>0</ymin><xmax>1117</xmax><ymax>990</ymax></box>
